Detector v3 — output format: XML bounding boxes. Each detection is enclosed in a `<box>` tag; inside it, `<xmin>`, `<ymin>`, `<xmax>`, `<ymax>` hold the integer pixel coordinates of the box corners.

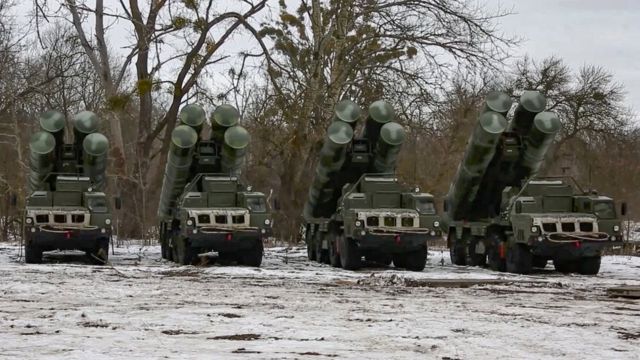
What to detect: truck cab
<box><xmin>24</xmin><ymin>175</ymin><xmax>115</xmax><ymax>263</ymax></box>
<box><xmin>160</xmin><ymin>174</ymin><xmax>272</xmax><ymax>266</ymax></box>
<box><xmin>329</xmin><ymin>174</ymin><xmax>442</xmax><ymax>270</ymax></box>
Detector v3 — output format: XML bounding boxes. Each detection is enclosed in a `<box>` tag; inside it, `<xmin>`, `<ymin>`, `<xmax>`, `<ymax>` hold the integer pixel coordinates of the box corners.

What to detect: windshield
<box><xmin>247</xmin><ymin>197</ymin><xmax>267</xmax><ymax>213</ymax></box>
<box><xmin>593</xmin><ymin>201</ymin><xmax>615</xmax><ymax>219</ymax></box>
<box><xmin>87</xmin><ymin>196</ymin><xmax>108</xmax><ymax>213</ymax></box>
<box><xmin>415</xmin><ymin>197</ymin><xmax>436</xmax><ymax>215</ymax></box>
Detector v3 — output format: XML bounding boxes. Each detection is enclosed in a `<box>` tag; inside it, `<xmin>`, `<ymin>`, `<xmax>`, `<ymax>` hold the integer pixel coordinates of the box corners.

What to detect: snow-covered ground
<box><xmin>0</xmin><ymin>243</ymin><xmax>639</xmax><ymax>359</ymax></box>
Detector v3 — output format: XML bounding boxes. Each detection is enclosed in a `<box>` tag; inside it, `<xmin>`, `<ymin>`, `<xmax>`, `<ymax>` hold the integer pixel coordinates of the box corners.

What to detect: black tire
<box><xmin>88</xmin><ymin>238</ymin><xmax>109</xmax><ymax>265</ymax></box>
<box><xmin>339</xmin><ymin>236</ymin><xmax>361</xmax><ymax>270</ymax></box>
<box><xmin>175</xmin><ymin>238</ymin><xmax>197</xmax><ymax>265</ymax></box>
<box><xmin>161</xmin><ymin>240</ymin><xmax>168</xmax><ymax>259</ymax></box>
<box><xmin>25</xmin><ymin>244</ymin><xmax>43</xmax><ymax>264</ymax></box>
<box><xmin>315</xmin><ymin>233</ymin><xmax>330</xmax><ymax>264</ymax></box>
<box><xmin>393</xmin><ymin>254</ymin><xmax>406</xmax><ymax>269</ymax></box>
<box><xmin>577</xmin><ymin>256</ymin><xmax>601</xmax><ymax>275</ymax></box>
<box><xmin>328</xmin><ymin>232</ymin><xmax>341</xmax><ymax>268</ymax></box>
<box><xmin>467</xmin><ymin>236</ymin><xmax>486</xmax><ymax>267</ymax></box>
<box><xmin>448</xmin><ymin>232</ymin><xmax>466</xmax><ymax>266</ymax></box>
<box><xmin>506</xmin><ymin>243</ymin><xmax>532</xmax><ymax>274</ymax></box>
<box><xmin>553</xmin><ymin>259</ymin><xmax>577</xmax><ymax>273</ymax></box>
<box><xmin>306</xmin><ymin>239</ymin><xmax>316</xmax><ymax>261</ymax></box>
<box><xmin>239</xmin><ymin>240</ymin><xmax>263</xmax><ymax>267</ymax></box>
<box><xmin>532</xmin><ymin>256</ymin><xmax>548</xmax><ymax>269</ymax></box>
<box><xmin>404</xmin><ymin>247</ymin><xmax>427</xmax><ymax>272</ymax></box>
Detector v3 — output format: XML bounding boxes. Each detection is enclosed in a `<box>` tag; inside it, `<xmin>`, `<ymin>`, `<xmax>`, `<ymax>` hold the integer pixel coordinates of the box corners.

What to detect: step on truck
<box><xmin>158</xmin><ymin>104</ymin><xmax>272</xmax><ymax>266</ymax></box>
<box><xmin>444</xmin><ymin>91</ymin><xmax>627</xmax><ymax>274</ymax></box>
<box><xmin>302</xmin><ymin>100</ymin><xmax>442</xmax><ymax>271</ymax></box>
<box><xmin>24</xmin><ymin>111</ymin><xmax>119</xmax><ymax>264</ymax></box>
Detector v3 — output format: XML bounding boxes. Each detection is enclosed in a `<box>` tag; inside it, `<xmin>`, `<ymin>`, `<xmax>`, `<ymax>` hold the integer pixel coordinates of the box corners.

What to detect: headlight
<box><xmin>261</xmin><ymin>229</ymin><xmax>266</xmax><ymax>234</ymax></box>
<box><xmin>30</xmin><ymin>228</ymin><xmax>36</xmax><ymax>233</ymax></box>
<box><xmin>264</xmin><ymin>219</ymin><xmax>271</xmax><ymax>226</ymax></box>
<box><xmin>192</xmin><ymin>228</ymin><xmax>198</xmax><ymax>234</ymax></box>
<box><xmin>360</xmin><ymin>230</ymin><xmax>366</xmax><ymax>236</ymax></box>
<box><xmin>187</xmin><ymin>219</ymin><xmax>193</xmax><ymax>226</ymax></box>
<box><xmin>531</xmin><ymin>226</ymin><xmax>538</xmax><ymax>233</ymax></box>
<box><xmin>613</xmin><ymin>225</ymin><xmax>620</xmax><ymax>232</ymax></box>
<box><xmin>433</xmin><ymin>221</ymin><xmax>440</xmax><ymax>228</ymax></box>
<box><xmin>26</xmin><ymin>218</ymin><xmax>33</xmax><ymax>224</ymax></box>
<box><xmin>355</xmin><ymin>220</ymin><xmax>362</xmax><ymax>227</ymax></box>
<box><xmin>430</xmin><ymin>230</ymin><xmax>436</xmax><ymax>236</ymax></box>
<box><xmin>105</xmin><ymin>219</ymin><xmax>111</xmax><ymax>225</ymax></box>
<box><xmin>611</xmin><ymin>235</ymin><xmax>617</xmax><ymax>241</ymax></box>
<box><xmin>101</xmin><ymin>228</ymin><xmax>106</xmax><ymax>234</ymax></box>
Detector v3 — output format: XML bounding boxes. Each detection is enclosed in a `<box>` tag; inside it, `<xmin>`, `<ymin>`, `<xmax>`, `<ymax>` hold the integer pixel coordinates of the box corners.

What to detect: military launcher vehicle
<box><xmin>302</xmin><ymin>100</ymin><xmax>441</xmax><ymax>271</ymax></box>
<box><xmin>158</xmin><ymin>104</ymin><xmax>272</xmax><ymax>266</ymax></box>
<box><xmin>24</xmin><ymin>111</ymin><xmax>118</xmax><ymax>264</ymax></box>
<box><xmin>444</xmin><ymin>91</ymin><xmax>626</xmax><ymax>275</ymax></box>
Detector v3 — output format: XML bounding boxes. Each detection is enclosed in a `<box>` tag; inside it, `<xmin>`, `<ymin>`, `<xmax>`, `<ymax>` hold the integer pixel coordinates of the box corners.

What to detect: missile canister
<box><xmin>332</xmin><ymin>99</ymin><xmax>361</xmax><ymax>128</ymax></box>
<box><xmin>180</xmin><ymin>104</ymin><xmax>206</xmax><ymax>136</ymax></box>
<box><xmin>509</xmin><ymin>91</ymin><xmax>546</xmax><ymax>136</ymax></box>
<box><xmin>157</xmin><ymin>125</ymin><xmax>199</xmax><ymax>218</ymax></box>
<box><xmin>28</xmin><ymin>131</ymin><xmax>56</xmax><ymax>192</ymax></box>
<box><xmin>482</xmin><ymin>91</ymin><xmax>513</xmax><ymax>116</ymax></box>
<box><xmin>519</xmin><ymin>111</ymin><xmax>561</xmax><ymax>177</ymax></box>
<box><xmin>39</xmin><ymin>110</ymin><xmax>66</xmax><ymax>147</ymax></box>
<box><xmin>303</xmin><ymin>121</ymin><xmax>354</xmax><ymax>219</ymax></box>
<box><xmin>82</xmin><ymin>133</ymin><xmax>109</xmax><ymax>191</ymax></box>
<box><xmin>446</xmin><ymin>111</ymin><xmax>507</xmax><ymax>220</ymax></box>
<box><xmin>73</xmin><ymin>111</ymin><xmax>99</xmax><ymax>148</ymax></box>
<box><xmin>371</xmin><ymin>122</ymin><xmax>405</xmax><ymax>173</ymax></box>
<box><xmin>210</xmin><ymin>104</ymin><xmax>240</xmax><ymax>142</ymax></box>
<box><xmin>221</xmin><ymin>125</ymin><xmax>250</xmax><ymax>177</ymax></box>
<box><xmin>363</xmin><ymin>100</ymin><xmax>394</xmax><ymax>149</ymax></box>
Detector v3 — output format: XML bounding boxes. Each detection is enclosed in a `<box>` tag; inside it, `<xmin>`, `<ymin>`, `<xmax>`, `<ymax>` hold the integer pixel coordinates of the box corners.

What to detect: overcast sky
<box><xmin>487</xmin><ymin>0</ymin><xmax>640</xmax><ymax>117</ymax></box>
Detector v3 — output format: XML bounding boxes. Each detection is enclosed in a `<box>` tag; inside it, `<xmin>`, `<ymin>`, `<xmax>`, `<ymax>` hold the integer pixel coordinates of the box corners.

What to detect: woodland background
<box><xmin>1</xmin><ymin>0</ymin><xmax>638</xmax><ymax>243</ymax></box>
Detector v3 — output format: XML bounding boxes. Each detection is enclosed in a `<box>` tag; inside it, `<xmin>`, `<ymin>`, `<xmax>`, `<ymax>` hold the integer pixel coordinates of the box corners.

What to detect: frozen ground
<box><xmin>0</xmin><ymin>243</ymin><xmax>639</xmax><ymax>360</ymax></box>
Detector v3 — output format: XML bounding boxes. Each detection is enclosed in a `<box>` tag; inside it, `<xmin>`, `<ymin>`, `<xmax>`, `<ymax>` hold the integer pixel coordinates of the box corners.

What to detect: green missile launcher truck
<box><xmin>23</xmin><ymin>111</ymin><xmax>119</xmax><ymax>264</ymax></box>
<box><xmin>444</xmin><ymin>91</ymin><xmax>626</xmax><ymax>274</ymax></box>
<box><xmin>158</xmin><ymin>104</ymin><xmax>272</xmax><ymax>266</ymax></box>
<box><xmin>302</xmin><ymin>100</ymin><xmax>442</xmax><ymax>271</ymax></box>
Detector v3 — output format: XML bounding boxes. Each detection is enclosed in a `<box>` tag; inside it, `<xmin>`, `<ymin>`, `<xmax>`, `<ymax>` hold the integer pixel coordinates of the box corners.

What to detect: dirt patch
<box><xmin>208</xmin><ymin>333</ymin><xmax>261</xmax><ymax>341</ymax></box>
<box><xmin>217</xmin><ymin>313</ymin><xmax>242</xmax><ymax>318</ymax></box>
<box><xmin>357</xmin><ymin>274</ymin><xmax>544</xmax><ymax>288</ymax></box>
<box><xmin>78</xmin><ymin>320</ymin><xmax>110</xmax><ymax>328</ymax></box>
<box><xmin>161</xmin><ymin>329</ymin><xmax>200</xmax><ymax>335</ymax></box>
<box><xmin>232</xmin><ymin>348</ymin><xmax>262</xmax><ymax>354</ymax></box>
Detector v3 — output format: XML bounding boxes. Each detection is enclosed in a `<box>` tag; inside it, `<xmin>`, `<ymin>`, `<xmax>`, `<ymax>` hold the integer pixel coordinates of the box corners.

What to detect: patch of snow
<box><xmin>0</xmin><ymin>244</ymin><xmax>638</xmax><ymax>359</ymax></box>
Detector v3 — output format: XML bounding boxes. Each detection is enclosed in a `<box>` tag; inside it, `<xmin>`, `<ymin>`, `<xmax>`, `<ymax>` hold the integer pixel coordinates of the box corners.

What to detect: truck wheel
<box><xmin>329</xmin><ymin>233</ymin><xmax>341</xmax><ymax>268</ymax></box>
<box><xmin>393</xmin><ymin>254</ymin><xmax>407</xmax><ymax>268</ymax></box>
<box><xmin>161</xmin><ymin>240</ymin><xmax>168</xmax><ymax>259</ymax></box>
<box><xmin>88</xmin><ymin>239</ymin><xmax>109</xmax><ymax>265</ymax></box>
<box><xmin>306</xmin><ymin>241</ymin><xmax>316</xmax><ymax>261</ymax></box>
<box><xmin>339</xmin><ymin>237</ymin><xmax>361</xmax><ymax>270</ymax></box>
<box><xmin>315</xmin><ymin>233</ymin><xmax>329</xmax><ymax>264</ymax></box>
<box><xmin>577</xmin><ymin>256</ymin><xmax>601</xmax><ymax>275</ymax></box>
<box><xmin>403</xmin><ymin>247</ymin><xmax>427</xmax><ymax>272</ymax></box>
<box><xmin>553</xmin><ymin>259</ymin><xmax>577</xmax><ymax>273</ymax></box>
<box><xmin>25</xmin><ymin>244</ymin><xmax>43</xmax><ymax>264</ymax></box>
<box><xmin>532</xmin><ymin>256</ymin><xmax>548</xmax><ymax>269</ymax></box>
<box><xmin>175</xmin><ymin>238</ymin><xmax>196</xmax><ymax>265</ymax></box>
<box><xmin>449</xmin><ymin>232</ymin><xmax>466</xmax><ymax>266</ymax></box>
<box><xmin>240</xmin><ymin>241</ymin><xmax>264</xmax><ymax>267</ymax></box>
<box><xmin>467</xmin><ymin>236</ymin><xmax>486</xmax><ymax>267</ymax></box>
<box><xmin>506</xmin><ymin>243</ymin><xmax>532</xmax><ymax>274</ymax></box>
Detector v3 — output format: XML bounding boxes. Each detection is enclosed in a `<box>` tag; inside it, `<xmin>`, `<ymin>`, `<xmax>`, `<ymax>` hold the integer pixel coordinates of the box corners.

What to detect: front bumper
<box><xmin>26</xmin><ymin>226</ymin><xmax>110</xmax><ymax>251</ymax></box>
<box><xmin>352</xmin><ymin>229</ymin><xmax>429</xmax><ymax>253</ymax></box>
<box><xmin>529</xmin><ymin>236</ymin><xmax>623</xmax><ymax>259</ymax></box>
<box><xmin>181</xmin><ymin>227</ymin><xmax>268</xmax><ymax>251</ymax></box>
